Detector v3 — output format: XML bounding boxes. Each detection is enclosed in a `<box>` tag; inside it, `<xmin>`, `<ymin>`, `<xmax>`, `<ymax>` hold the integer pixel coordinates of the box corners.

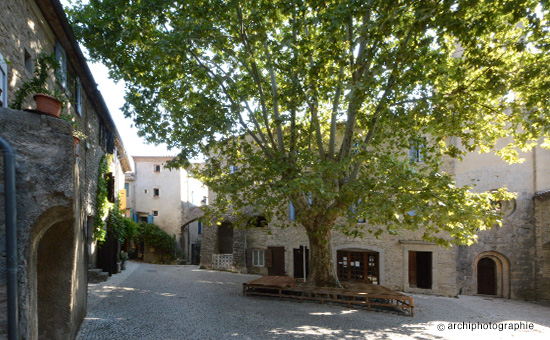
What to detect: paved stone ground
<box><xmin>77</xmin><ymin>261</ymin><xmax>550</xmax><ymax>340</ymax></box>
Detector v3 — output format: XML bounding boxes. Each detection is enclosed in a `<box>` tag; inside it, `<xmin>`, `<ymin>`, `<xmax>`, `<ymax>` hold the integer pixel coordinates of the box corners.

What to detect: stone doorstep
<box><xmin>87</xmin><ymin>268</ymin><xmax>109</xmax><ymax>283</ymax></box>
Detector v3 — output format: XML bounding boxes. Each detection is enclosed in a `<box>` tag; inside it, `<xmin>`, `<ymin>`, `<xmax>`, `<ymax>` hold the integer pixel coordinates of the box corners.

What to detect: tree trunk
<box><xmin>305</xmin><ymin>226</ymin><xmax>342</xmax><ymax>288</ymax></box>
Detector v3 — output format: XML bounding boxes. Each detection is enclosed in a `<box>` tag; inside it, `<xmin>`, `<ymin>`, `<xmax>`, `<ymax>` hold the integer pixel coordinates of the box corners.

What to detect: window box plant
<box><xmin>10</xmin><ymin>53</ymin><xmax>66</xmax><ymax>117</ymax></box>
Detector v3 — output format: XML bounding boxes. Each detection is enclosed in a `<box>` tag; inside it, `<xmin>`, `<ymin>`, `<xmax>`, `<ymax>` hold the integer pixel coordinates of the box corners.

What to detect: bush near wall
<box><xmin>138</xmin><ymin>223</ymin><xmax>177</xmax><ymax>263</ymax></box>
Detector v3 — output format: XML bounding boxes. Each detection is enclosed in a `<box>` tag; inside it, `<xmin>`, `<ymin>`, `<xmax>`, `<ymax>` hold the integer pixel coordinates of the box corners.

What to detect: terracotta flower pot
<box><xmin>33</xmin><ymin>93</ymin><xmax>62</xmax><ymax>118</ymax></box>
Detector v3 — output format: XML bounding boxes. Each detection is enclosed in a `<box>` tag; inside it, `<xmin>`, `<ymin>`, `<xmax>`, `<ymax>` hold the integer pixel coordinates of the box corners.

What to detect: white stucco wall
<box><xmin>133</xmin><ymin>156</ymin><xmax>183</xmax><ymax>244</ymax></box>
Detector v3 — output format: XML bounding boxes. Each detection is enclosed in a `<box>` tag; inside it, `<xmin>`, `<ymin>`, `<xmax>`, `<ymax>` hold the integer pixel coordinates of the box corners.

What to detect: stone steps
<box><xmin>88</xmin><ymin>268</ymin><xmax>109</xmax><ymax>283</ymax></box>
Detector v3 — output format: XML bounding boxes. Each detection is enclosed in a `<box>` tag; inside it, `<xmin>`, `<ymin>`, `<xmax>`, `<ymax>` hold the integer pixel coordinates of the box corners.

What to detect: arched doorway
<box><xmin>477</xmin><ymin>257</ymin><xmax>496</xmax><ymax>295</ymax></box>
<box><xmin>474</xmin><ymin>251</ymin><xmax>510</xmax><ymax>298</ymax></box>
<box><xmin>37</xmin><ymin>219</ymin><xmax>75</xmax><ymax>339</ymax></box>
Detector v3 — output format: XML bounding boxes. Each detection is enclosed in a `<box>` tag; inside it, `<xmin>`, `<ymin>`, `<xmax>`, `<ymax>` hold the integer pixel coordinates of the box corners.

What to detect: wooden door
<box><xmin>478</xmin><ymin>257</ymin><xmax>496</xmax><ymax>295</ymax></box>
<box><xmin>268</xmin><ymin>247</ymin><xmax>285</xmax><ymax>276</ymax></box>
<box><xmin>293</xmin><ymin>246</ymin><xmax>309</xmax><ymax>278</ymax></box>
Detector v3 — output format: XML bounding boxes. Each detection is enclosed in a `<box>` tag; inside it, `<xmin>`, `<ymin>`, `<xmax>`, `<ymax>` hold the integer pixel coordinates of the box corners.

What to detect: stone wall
<box><xmin>534</xmin><ymin>192</ymin><xmax>550</xmax><ymax>301</ymax></box>
<box><xmin>200</xmin><ymin>210</ymin><xmax>460</xmax><ymax>296</ymax></box>
<box><xmin>0</xmin><ymin>108</ymin><xmax>82</xmax><ymax>339</ymax></box>
<box><xmin>456</xmin><ymin>194</ymin><xmax>535</xmax><ymax>300</ymax></box>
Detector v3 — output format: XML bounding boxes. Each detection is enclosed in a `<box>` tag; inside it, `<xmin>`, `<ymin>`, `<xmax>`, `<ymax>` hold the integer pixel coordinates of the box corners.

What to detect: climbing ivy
<box><xmin>138</xmin><ymin>222</ymin><xmax>177</xmax><ymax>262</ymax></box>
<box><xmin>93</xmin><ymin>155</ymin><xmax>112</xmax><ymax>244</ymax></box>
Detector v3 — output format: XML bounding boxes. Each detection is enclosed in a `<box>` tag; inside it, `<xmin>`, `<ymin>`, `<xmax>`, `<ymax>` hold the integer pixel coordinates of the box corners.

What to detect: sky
<box><xmin>86</xmin><ymin>62</ymin><xmax>175</xmax><ymax>157</ymax></box>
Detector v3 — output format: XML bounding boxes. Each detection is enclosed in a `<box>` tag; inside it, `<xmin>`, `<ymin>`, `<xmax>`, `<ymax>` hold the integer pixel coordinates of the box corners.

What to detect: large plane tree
<box><xmin>69</xmin><ymin>0</ymin><xmax>549</xmax><ymax>287</ymax></box>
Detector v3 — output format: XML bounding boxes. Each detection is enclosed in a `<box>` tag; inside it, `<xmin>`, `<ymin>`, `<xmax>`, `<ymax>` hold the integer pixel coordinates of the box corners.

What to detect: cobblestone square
<box><xmin>77</xmin><ymin>261</ymin><xmax>550</xmax><ymax>340</ymax></box>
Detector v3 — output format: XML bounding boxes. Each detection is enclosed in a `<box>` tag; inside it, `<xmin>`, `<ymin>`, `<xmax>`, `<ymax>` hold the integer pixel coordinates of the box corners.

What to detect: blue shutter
<box><xmin>133</xmin><ymin>213</ymin><xmax>138</xmax><ymax>222</ymax></box>
<box><xmin>409</xmin><ymin>145</ymin><xmax>417</xmax><ymax>163</ymax></box>
<box><xmin>289</xmin><ymin>201</ymin><xmax>295</xmax><ymax>221</ymax></box>
<box><xmin>148</xmin><ymin>215</ymin><xmax>154</xmax><ymax>224</ymax></box>
<box><xmin>198</xmin><ymin>221</ymin><xmax>202</xmax><ymax>235</ymax></box>
<box><xmin>75</xmin><ymin>76</ymin><xmax>82</xmax><ymax>115</ymax></box>
<box><xmin>308</xmin><ymin>193</ymin><xmax>312</xmax><ymax>206</ymax></box>
<box><xmin>125</xmin><ymin>183</ymin><xmax>130</xmax><ymax>197</ymax></box>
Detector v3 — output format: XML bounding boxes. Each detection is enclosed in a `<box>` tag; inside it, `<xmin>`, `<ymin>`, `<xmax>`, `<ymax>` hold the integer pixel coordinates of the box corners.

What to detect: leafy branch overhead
<box><xmin>70</xmin><ymin>0</ymin><xmax>549</xmax><ymax>285</ymax></box>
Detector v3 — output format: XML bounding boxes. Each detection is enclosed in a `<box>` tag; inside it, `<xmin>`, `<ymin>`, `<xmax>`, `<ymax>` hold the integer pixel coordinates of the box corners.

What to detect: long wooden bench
<box><xmin>243</xmin><ymin>276</ymin><xmax>414</xmax><ymax>316</ymax></box>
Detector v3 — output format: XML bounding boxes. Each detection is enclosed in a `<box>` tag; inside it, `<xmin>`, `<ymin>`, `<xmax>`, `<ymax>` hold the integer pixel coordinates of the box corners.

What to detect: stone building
<box><xmin>125</xmin><ymin>157</ymin><xmax>207</xmax><ymax>263</ymax></box>
<box><xmin>0</xmin><ymin>0</ymin><xmax>130</xmax><ymax>338</ymax></box>
<box><xmin>201</xmin><ymin>141</ymin><xmax>550</xmax><ymax>302</ymax></box>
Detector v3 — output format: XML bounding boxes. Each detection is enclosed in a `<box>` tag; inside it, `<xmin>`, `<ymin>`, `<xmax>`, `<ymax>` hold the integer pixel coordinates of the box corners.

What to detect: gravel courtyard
<box><xmin>77</xmin><ymin>261</ymin><xmax>550</xmax><ymax>340</ymax></box>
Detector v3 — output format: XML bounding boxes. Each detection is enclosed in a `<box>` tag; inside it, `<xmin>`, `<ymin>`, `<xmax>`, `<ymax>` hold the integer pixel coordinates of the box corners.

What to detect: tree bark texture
<box><xmin>305</xmin><ymin>226</ymin><xmax>342</xmax><ymax>288</ymax></box>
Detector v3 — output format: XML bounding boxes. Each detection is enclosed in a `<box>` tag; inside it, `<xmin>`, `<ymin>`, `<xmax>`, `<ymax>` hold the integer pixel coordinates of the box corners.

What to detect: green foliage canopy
<box><xmin>69</xmin><ymin>1</ymin><xmax>549</xmax><ymax>249</ymax></box>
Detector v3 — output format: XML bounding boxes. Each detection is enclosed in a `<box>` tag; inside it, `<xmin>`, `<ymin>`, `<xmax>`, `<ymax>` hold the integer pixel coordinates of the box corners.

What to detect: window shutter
<box><xmin>55</xmin><ymin>41</ymin><xmax>67</xmax><ymax>89</ymax></box>
<box><xmin>246</xmin><ymin>249</ymin><xmax>252</xmax><ymax>267</ymax></box>
<box><xmin>147</xmin><ymin>215</ymin><xmax>154</xmax><ymax>224</ymax></box>
<box><xmin>289</xmin><ymin>201</ymin><xmax>295</xmax><ymax>221</ymax></box>
<box><xmin>408</xmin><ymin>251</ymin><xmax>417</xmax><ymax>287</ymax></box>
<box><xmin>198</xmin><ymin>221</ymin><xmax>202</xmax><ymax>235</ymax></box>
<box><xmin>265</xmin><ymin>248</ymin><xmax>273</xmax><ymax>268</ymax></box>
<box><xmin>409</xmin><ymin>146</ymin><xmax>416</xmax><ymax>163</ymax></box>
<box><xmin>75</xmin><ymin>76</ymin><xmax>82</xmax><ymax>115</ymax></box>
<box><xmin>0</xmin><ymin>51</ymin><xmax>7</xmax><ymax>108</ymax></box>
<box><xmin>133</xmin><ymin>213</ymin><xmax>138</xmax><ymax>222</ymax></box>
<box><xmin>106</xmin><ymin>132</ymin><xmax>115</xmax><ymax>154</ymax></box>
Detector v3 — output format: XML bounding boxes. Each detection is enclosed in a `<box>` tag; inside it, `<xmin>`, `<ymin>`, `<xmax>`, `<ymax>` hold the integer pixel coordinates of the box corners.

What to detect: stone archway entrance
<box><xmin>37</xmin><ymin>219</ymin><xmax>75</xmax><ymax>339</ymax></box>
<box><xmin>477</xmin><ymin>257</ymin><xmax>496</xmax><ymax>295</ymax></box>
<box><xmin>474</xmin><ymin>251</ymin><xmax>510</xmax><ymax>298</ymax></box>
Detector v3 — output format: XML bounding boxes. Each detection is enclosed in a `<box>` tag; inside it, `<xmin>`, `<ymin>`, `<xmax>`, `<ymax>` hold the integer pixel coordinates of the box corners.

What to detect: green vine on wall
<box><xmin>93</xmin><ymin>154</ymin><xmax>112</xmax><ymax>244</ymax></box>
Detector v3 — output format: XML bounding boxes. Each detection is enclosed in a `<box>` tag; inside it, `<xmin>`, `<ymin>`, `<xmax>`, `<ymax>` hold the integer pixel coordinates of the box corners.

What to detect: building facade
<box><xmin>0</xmin><ymin>0</ymin><xmax>130</xmax><ymax>338</ymax></box>
<box><xmin>201</xmin><ymin>143</ymin><xmax>550</xmax><ymax>302</ymax></box>
<box><xmin>125</xmin><ymin>157</ymin><xmax>207</xmax><ymax>263</ymax></box>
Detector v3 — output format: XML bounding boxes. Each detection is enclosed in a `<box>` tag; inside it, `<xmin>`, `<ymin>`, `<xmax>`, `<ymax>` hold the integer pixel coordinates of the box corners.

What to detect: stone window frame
<box><xmin>153</xmin><ymin>164</ymin><xmax>161</xmax><ymax>173</ymax></box>
<box><xmin>152</xmin><ymin>210</ymin><xmax>159</xmax><ymax>217</ymax></box>
<box><xmin>0</xmin><ymin>50</ymin><xmax>7</xmax><ymax>108</ymax></box>
<box><xmin>401</xmin><ymin>241</ymin><xmax>439</xmax><ymax>294</ymax></box>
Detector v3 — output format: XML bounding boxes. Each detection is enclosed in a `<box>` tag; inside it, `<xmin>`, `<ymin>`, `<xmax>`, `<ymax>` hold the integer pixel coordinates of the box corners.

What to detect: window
<box><xmin>55</xmin><ymin>41</ymin><xmax>67</xmax><ymax>89</ymax></box>
<box><xmin>408</xmin><ymin>251</ymin><xmax>432</xmax><ymax>289</ymax></box>
<box><xmin>289</xmin><ymin>201</ymin><xmax>295</xmax><ymax>221</ymax></box>
<box><xmin>0</xmin><ymin>51</ymin><xmax>7</xmax><ymax>108</ymax></box>
<box><xmin>198</xmin><ymin>221</ymin><xmax>202</xmax><ymax>235</ymax></box>
<box><xmin>139</xmin><ymin>216</ymin><xmax>148</xmax><ymax>223</ymax></box>
<box><xmin>24</xmin><ymin>48</ymin><xmax>32</xmax><ymax>74</ymax></box>
<box><xmin>153</xmin><ymin>210</ymin><xmax>159</xmax><ymax>216</ymax></box>
<box><xmin>252</xmin><ymin>249</ymin><xmax>265</xmax><ymax>267</ymax></box>
<box><xmin>153</xmin><ymin>164</ymin><xmax>161</xmax><ymax>173</ymax></box>
<box><xmin>144</xmin><ymin>189</ymin><xmax>148</xmax><ymax>194</ymax></box>
<box><xmin>75</xmin><ymin>77</ymin><xmax>82</xmax><ymax>116</ymax></box>
<box><xmin>153</xmin><ymin>188</ymin><xmax>160</xmax><ymax>197</ymax></box>
<box><xmin>337</xmin><ymin>250</ymin><xmax>379</xmax><ymax>284</ymax></box>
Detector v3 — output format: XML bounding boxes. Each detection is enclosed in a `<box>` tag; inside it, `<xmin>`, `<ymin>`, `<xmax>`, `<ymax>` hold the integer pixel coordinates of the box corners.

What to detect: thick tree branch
<box><xmin>236</xmin><ymin>6</ymin><xmax>278</xmax><ymax>151</ymax></box>
<box><xmin>263</xmin><ymin>41</ymin><xmax>285</xmax><ymax>153</ymax></box>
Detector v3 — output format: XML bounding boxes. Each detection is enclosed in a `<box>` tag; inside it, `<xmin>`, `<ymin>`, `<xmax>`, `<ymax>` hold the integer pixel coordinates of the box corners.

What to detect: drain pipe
<box><xmin>0</xmin><ymin>137</ymin><xmax>19</xmax><ymax>340</ymax></box>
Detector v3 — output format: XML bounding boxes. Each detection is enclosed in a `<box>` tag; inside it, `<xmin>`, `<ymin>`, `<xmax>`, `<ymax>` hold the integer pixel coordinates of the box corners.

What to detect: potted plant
<box><xmin>60</xmin><ymin>114</ymin><xmax>86</xmax><ymax>155</ymax></box>
<box><xmin>10</xmin><ymin>53</ymin><xmax>66</xmax><ymax>117</ymax></box>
